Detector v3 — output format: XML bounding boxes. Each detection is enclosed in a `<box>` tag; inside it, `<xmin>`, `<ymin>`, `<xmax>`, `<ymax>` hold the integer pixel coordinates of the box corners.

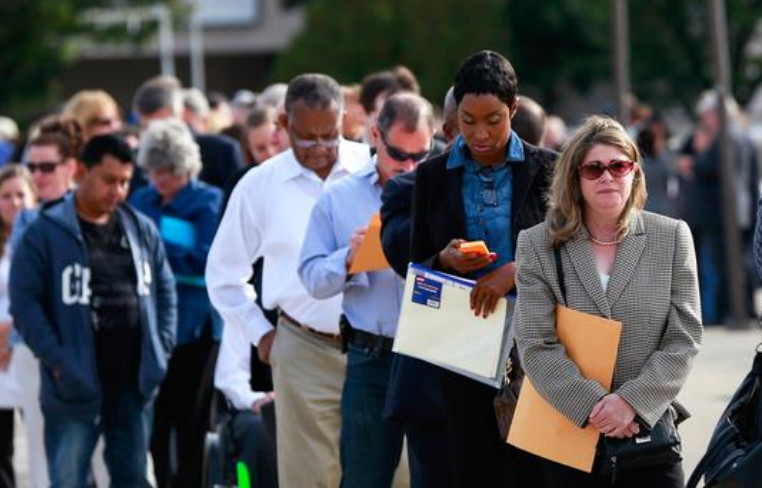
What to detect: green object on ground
<box><xmin>236</xmin><ymin>461</ymin><xmax>251</xmax><ymax>488</ymax></box>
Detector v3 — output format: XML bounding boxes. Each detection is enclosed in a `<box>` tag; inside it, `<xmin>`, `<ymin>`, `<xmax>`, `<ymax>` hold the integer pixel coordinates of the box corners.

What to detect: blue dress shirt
<box><xmin>446</xmin><ymin>132</ymin><xmax>524</xmax><ymax>277</ymax></box>
<box><xmin>298</xmin><ymin>160</ymin><xmax>404</xmax><ymax>338</ymax></box>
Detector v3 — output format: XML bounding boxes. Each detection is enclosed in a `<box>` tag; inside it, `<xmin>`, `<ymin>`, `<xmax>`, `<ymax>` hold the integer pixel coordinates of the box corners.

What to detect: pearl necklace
<box><xmin>589</xmin><ymin>235</ymin><xmax>623</xmax><ymax>246</ymax></box>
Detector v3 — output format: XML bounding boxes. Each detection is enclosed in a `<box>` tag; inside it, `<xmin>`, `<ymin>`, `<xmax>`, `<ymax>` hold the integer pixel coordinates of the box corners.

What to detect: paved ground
<box><xmin>12</xmin><ymin>326</ymin><xmax>762</xmax><ymax>486</ymax></box>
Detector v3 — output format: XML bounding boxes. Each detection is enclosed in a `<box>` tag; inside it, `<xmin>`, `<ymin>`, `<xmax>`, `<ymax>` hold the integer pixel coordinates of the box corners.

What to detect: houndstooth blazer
<box><xmin>514</xmin><ymin>210</ymin><xmax>703</xmax><ymax>429</ymax></box>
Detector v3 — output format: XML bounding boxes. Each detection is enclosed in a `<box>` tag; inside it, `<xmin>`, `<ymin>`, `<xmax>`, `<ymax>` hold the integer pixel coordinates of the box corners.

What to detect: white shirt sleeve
<box><xmin>206</xmin><ymin>175</ymin><xmax>273</xmax><ymax>345</ymax></box>
<box><xmin>214</xmin><ymin>317</ymin><xmax>267</xmax><ymax>411</ymax></box>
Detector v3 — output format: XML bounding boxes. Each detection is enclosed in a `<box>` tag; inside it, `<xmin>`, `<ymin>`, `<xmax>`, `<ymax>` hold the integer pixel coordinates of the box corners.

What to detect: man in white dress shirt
<box><xmin>206</xmin><ymin>73</ymin><xmax>370</xmax><ymax>488</ymax></box>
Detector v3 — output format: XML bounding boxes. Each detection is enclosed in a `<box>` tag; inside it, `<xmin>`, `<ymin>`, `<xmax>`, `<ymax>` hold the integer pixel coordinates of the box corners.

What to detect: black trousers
<box><xmin>0</xmin><ymin>409</ymin><xmax>14</xmax><ymax>488</ymax></box>
<box><xmin>151</xmin><ymin>326</ymin><xmax>219</xmax><ymax>488</ymax></box>
<box><xmin>539</xmin><ymin>457</ymin><xmax>684</xmax><ymax>487</ymax></box>
<box><xmin>231</xmin><ymin>410</ymin><xmax>278</xmax><ymax>488</ymax></box>
<box><xmin>437</xmin><ymin>369</ymin><xmax>541</xmax><ymax>487</ymax></box>
<box><xmin>404</xmin><ymin>419</ymin><xmax>453</xmax><ymax>488</ymax></box>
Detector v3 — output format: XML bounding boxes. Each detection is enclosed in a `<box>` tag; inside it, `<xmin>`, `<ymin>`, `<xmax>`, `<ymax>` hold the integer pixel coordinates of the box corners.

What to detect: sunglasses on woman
<box><xmin>578</xmin><ymin>159</ymin><xmax>637</xmax><ymax>180</ymax></box>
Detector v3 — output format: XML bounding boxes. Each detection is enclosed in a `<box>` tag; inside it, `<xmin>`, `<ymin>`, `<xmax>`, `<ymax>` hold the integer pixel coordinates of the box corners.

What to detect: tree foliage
<box><xmin>273</xmin><ymin>0</ymin><xmax>510</xmax><ymax>106</ymax></box>
<box><xmin>0</xmin><ymin>0</ymin><xmax>183</xmax><ymax>123</ymax></box>
<box><xmin>275</xmin><ymin>0</ymin><xmax>762</xmax><ymax>113</ymax></box>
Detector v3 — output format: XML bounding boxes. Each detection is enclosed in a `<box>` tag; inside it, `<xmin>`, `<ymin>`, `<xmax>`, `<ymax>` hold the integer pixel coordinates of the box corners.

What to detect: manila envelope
<box><xmin>507</xmin><ymin>305</ymin><xmax>622</xmax><ymax>472</ymax></box>
<box><xmin>349</xmin><ymin>212</ymin><xmax>390</xmax><ymax>273</ymax></box>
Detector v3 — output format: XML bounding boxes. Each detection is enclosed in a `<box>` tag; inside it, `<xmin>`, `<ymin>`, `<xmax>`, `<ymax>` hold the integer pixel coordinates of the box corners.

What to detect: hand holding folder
<box><xmin>507</xmin><ymin>305</ymin><xmax>622</xmax><ymax>472</ymax></box>
<box><xmin>393</xmin><ymin>264</ymin><xmax>512</xmax><ymax>386</ymax></box>
<box><xmin>349</xmin><ymin>213</ymin><xmax>390</xmax><ymax>274</ymax></box>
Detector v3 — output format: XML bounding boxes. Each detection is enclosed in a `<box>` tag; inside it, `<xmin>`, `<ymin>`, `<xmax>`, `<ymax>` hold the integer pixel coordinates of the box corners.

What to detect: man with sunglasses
<box><xmin>298</xmin><ymin>92</ymin><xmax>433</xmax><ymax>488</ymax></box>
<box><xmin>206</xmin><ymin>73</ymin><xmax>370</xmax><ymax>488</ymax></box>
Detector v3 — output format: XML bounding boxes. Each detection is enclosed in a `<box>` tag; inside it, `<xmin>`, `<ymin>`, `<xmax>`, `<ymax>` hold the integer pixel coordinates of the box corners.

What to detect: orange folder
<box><xmin>507</xmin><ymin>305</ymin><xmax>622</xmax><ymax>472</ymax></box>
<box><xmin>348</xmin><ymin>213</ymin><xmax>391</xmax><ymax>274</ymax></box>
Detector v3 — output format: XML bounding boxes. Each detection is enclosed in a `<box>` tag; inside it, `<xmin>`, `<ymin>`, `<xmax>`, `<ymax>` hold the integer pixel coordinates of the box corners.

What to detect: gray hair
<box><xmin>376</xmin><ymin>93</ymin><xmax>435</xmax><ymax>135</ymax></box>
<box><xmin>442</xmin><ymin>86</ymin><xmax>457</xmax><ymax>123</ymax></box>
<box><xmin>133</xmin><ymin>76</ymin><xmax>184</xmax><ymax>117</ymax></box>
<box><xmin>284</xmin><ymin>74</ymin><xmax>343</xmax><ymax>118</ymax></box>
<box><xmin>183</xmin><ymin>88</ymin><xmax>210</xmax><ymax>117</ymax></box>
<box><xmin>137</xmin><ymin>118</ymin><xmax>202</xmax><ymax>177</ymax></box>
<box><xmin>257</xmin><ymin>83</ymin><xmax>288</xmax><ymax>110</ymax></box>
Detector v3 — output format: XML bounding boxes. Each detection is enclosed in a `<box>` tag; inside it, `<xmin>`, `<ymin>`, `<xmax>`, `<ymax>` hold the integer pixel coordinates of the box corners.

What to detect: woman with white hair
<box><xmin>129</xmin><ymin>118</ymin><xmax>223</xmax><ymax>488</ymax></box>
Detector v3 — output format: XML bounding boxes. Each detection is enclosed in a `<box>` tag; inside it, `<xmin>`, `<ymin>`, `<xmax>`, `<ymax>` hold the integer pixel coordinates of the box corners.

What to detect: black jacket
<box><xmin>380</xmin><ymin>142</ymin><xmax>556</xmax><ymax>422</ymax></box>
<box><xmin>411</xmin><ymin>141</ymin><xmax>557</xmax><ymax>270</ymax></box>
<box><xmin>195</xmin><ymin>132</ymin><xmax>245</xmax><ymax>190</ymax></box>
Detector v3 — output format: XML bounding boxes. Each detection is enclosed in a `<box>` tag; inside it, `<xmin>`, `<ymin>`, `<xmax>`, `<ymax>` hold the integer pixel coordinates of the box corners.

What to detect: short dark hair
<box><xmin>29</xmin><ymin>115</ymin><xmax>84</xmax><ymax>161</ymax></box>
<box><xmin>376</xmin><ymin>93</ymin><xmax>434</xmax><ymax>135</ymax></box>
<box><xmin>80</xmin><ymin>134</ymin><xmax>134</xmax><ymax>169</ymax></box>
<box><xmin>360</xmin><ymin>71</ymin><xmax>401</xmax><ymax>114</ymax></box>
<box><xmin>512</xmin><ymin>96</ymin><xmax>547</xmax><ymax>146</ymax></box>
<box><xmin>284</xmin><ymin>74</ymin><xmax>343</xmax><ymax>117</ymax></box>
<box><xmin>453</xmin><ymin>50</ymin><xmax>518</xmax><ymax>107</ymax></box>
<box><xmin>132</xmin><ymin>75</ymin><xmax>183</xmax><ymax>117</ymax></box>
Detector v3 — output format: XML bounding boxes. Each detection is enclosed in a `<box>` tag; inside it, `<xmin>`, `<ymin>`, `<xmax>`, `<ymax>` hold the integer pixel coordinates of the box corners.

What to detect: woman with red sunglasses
<box><xmin>513</xmin><ymin>115</ymin><xmax>702</xmax><ymax>487</ymax></box>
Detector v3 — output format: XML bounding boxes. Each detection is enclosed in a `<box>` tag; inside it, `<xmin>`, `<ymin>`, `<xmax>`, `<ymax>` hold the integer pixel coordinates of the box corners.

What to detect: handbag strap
<box><xmin>554</xmin><ymin>247</ymin><xmax>568</xmax><ymax>306</ymax></box>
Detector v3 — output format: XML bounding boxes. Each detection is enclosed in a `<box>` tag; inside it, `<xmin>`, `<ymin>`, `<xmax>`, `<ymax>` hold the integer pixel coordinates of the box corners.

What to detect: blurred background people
<box><xmin>637</xmin><ymin>114</ymin><xmax>678</xmax><ymax>217</ymax></box>
<box><xmin>676</xmin><ymin>90</ymin><xmax>758</xmax><ymax>325</ymax></box>
<box><xmin>62</xmin><ymin>90</ymin><xmax>123</xmax><ymax>142</ymax></box>
<box><xmin>0</xmin><ymin>118</ymin><xmax>20</xmax><ymax>167</ymax></box>
<box><xmin>342</xmin><ymin>85</ymin><xmax>366</xmax><ymax>143</ymax></box>
<box><xmin>130</xmin><ymin>118</ymin><xmax>222</xmax><ymax>488</ymax></box>
<box><xmin>132</xmin><ymin>76</ymin><xmax>245</xmax><ymax>190</ymax></box>
<box><xmin>0</xmin><ymin>165</ymin><xmax>36</xmax><ymax>488</ymax></box>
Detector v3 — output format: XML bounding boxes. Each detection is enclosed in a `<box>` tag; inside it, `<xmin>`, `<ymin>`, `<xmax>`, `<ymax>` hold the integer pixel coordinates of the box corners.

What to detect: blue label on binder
<box><xmin>411</xmin><ymin>275</ymin><xmax>442</xmax><ymax>309</ymax></box>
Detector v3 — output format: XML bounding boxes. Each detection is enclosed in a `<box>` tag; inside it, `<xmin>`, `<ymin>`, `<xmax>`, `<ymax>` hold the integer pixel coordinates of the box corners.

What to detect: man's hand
<box><xmin>470</xmin><ymin>262</ymin><xmax>516</xmax><ymax>318</ymax></box>
<box><xmin>438</xmin><ymin>239</ymin><xmax>493</xmax><ymax>274</ymax></box>
<box><xmin>257</xmin><ymin>329</ymin><xmax>277</xmax><ymax>365</ymax></box>
<box><xmin>252</xmin><ymin>392</ymin><xmax>275</xmax><ymax>414</ymax></box>
<box><xmin>589</xmin><ymin>393</ymin><xmax>639</xmax><ymax>438</ymax></box>
<box><xmin>345</xmin><ymin>226</ymin><xmax>368</xmax><ymax>271</ymax></box>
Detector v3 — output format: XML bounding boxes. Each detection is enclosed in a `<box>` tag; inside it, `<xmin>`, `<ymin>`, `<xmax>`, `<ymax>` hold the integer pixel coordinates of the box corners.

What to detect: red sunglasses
<box><xmin>578</xmin><ymin>159</ymin><xmax>637</xmax><ymax>180</ymax></box>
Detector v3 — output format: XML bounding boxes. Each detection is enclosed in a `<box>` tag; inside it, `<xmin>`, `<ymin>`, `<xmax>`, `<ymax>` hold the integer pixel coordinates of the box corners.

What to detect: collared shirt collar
<box><xmin>364</xmin><ymin>155</ymin><xmax>381</xmax><ymax>187</ymax></box>
<box><xmin>446</xmin><ymin>131</ymin><xmax>525</xmax><ymax>170</ymax></box>
<box><xmin>278</xmin><ymin>137</ymin><xmax>355</xmax><ymax>183</ymax></box>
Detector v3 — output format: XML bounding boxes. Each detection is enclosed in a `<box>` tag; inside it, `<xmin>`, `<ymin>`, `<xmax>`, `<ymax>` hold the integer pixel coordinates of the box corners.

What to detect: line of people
<box><xmin>0</xmin><ymin>48</ymin><xmax>708</xmax><ymax>488</ymax></box>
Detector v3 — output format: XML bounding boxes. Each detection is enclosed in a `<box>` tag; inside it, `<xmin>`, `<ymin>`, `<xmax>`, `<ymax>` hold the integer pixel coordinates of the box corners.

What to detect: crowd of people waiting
<box><xmin>0</xmin><ymin>47</ymin><xmax>760</xmax><ymax>488</ymax></box>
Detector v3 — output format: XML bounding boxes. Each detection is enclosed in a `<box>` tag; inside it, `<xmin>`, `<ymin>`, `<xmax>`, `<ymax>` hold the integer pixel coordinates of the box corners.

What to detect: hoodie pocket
<box><xmin>50</xmin><ymin>351</ymin><xmax>98</xmax><ymax>403</ymax></box>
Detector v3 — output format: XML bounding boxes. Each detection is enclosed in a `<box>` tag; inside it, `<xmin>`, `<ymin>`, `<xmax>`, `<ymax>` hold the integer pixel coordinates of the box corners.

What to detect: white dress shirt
<box><xmin>206</xmin><ymin>140</ymin><xmax>371</xmax><ymax>345</ymax></box>
<box><xmin>214</xmin><ymin>310</ymin><xmax>267</xmax><ymax>410</ymax></box>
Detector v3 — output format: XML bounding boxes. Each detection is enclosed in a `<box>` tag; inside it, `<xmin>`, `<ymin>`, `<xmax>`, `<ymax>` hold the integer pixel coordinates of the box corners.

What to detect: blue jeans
<box><xmin>340</xmin><ymin>344</ymin><xmax>404</xmax><ymax>488</ymax></box>
<box><xmin>44</xmin><ymin>388</ymin><xmax>152</xmax><ymax>488</ymax></box>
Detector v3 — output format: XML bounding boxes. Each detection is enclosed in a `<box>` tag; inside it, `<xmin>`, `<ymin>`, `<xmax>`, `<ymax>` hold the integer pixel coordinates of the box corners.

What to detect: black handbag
<box><xmin>493</xmin><ymin>345</ymin><xmax>524</xmax><ymax>440</ymax></box>
<box><xmin>596</xmin><ymin>407</ymin><xmax>682</xmax><ymax>483</ymax></box>
<box><xmin>553</xmin><ymin>248</ymin><xmax>683</xmax><ymax>482</ymax></box>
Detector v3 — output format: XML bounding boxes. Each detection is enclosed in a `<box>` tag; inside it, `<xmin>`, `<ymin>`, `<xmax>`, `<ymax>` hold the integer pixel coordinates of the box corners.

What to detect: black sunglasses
<box><xmin>380</xmin><ymin>132</ymin><xmax>430</xmax><ymax>163</ymax></box>
<box><xmin>26</xmin><ymin>161</ymin><xmax>63</xmax><ymax>174</ymax></box>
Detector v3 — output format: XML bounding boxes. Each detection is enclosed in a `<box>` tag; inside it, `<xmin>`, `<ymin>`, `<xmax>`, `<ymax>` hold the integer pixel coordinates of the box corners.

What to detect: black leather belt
<box><xmin>279</xmin><ymin>311</ymin><xmax>341</xmax><ymax>345</ymax></box>
<box><xmin>340</xmin><ymin>315</ymin><xmax>394</xmax><ymax>354</ymax></box>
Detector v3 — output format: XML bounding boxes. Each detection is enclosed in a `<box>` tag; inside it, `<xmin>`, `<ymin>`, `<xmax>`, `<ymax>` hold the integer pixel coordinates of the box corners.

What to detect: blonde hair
<box><xmin>0</xmin><ymin>165</ymin><xmax>36</xmax><ymax>257</ymax></box>
<box><xmin>63</xmin><ymin>90</ymin><xmax>119</xmax><ymax>130</ymax></box>
<box><xmin>546</xmin><ymin>115</ymin><xmax>647</xmax><ymax>247</ymax></box>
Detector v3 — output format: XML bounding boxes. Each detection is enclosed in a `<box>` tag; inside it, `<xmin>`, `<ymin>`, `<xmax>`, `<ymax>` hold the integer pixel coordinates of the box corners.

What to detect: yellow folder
<box><xmin>349</xmin><ymin>212</ymin><xmax>391</xmax><ymax>273</ymax></box>
<box><xmin>507</xmin><ymin>305</ymin><xmax>622</xmax><ymax>472</ymax></box>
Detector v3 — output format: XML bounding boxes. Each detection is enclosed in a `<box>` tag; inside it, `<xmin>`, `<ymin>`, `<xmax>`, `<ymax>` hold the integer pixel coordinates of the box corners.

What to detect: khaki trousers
<box><xmin>271</xmin><ymin>318</ymin><xmax>345</xmax><ymax>488</ymax></box>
